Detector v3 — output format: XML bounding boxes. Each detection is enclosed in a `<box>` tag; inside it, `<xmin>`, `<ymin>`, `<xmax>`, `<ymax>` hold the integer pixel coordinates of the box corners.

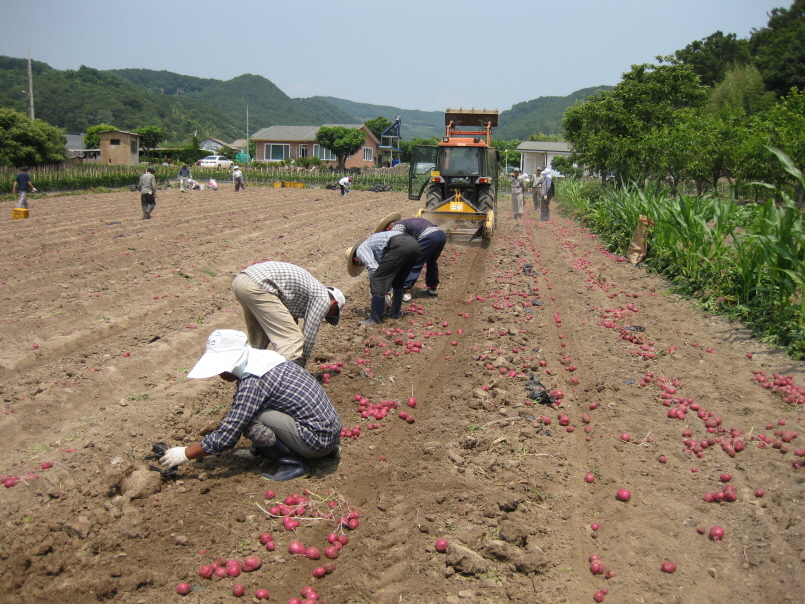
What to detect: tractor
<box><xmin>408</xmin><ymin>109</ymin><xmax>500</xmax><ymax>241</ymax></box>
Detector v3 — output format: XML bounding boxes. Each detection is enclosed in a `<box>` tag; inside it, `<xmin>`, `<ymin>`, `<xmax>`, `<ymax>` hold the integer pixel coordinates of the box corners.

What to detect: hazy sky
<box><xmin>1</xmin><ymin>0</ymin><xmax>785</xmax><ymax>113</ymax></box>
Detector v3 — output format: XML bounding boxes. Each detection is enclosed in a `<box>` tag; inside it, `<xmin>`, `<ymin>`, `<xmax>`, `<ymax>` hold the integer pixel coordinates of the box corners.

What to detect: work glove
<box><xmin>159</xmin><ymin>447</ymin><xmax>189</xmax><ymax>469</ymax></box>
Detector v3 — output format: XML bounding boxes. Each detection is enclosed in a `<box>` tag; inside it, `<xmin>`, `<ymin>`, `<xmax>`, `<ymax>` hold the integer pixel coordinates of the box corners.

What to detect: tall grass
<box><xmin>557</xmin><ymin>149</ymin><xmax>805</xmax><ymax>358</ymax></box>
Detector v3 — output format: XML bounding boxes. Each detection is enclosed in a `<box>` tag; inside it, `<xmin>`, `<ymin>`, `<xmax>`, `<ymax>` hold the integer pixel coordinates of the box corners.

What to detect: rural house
<box><xmin>99</xmin><ymin>130</ymin><xmax>139</xmax><ymax>166</ymax></box>
<box><xmin>516</xmin><ymin>141</ymin><xmax>572</xmax><ymax>176</ymax></box>
<box><xmin>251</xmin><ymin>124</ymin><xmax>380</xmax><ymax>169</ymax></box>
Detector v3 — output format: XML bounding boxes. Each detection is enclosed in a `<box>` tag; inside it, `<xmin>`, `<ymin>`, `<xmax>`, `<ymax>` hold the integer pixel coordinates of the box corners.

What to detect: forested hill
<box><xmin>109</xmin><ymin>69</ymin><xmax>358</xmax><ymax>138</ymax></box>
<box><xmin>0</xmin><ymin>55</ymin><xmax>610</xmax><ymax>143</ymax></box>
<box><xmin>312</xmin><ymin>97</ymin><xmax>445</xmax><ymax>140</ymax></box>
<box><xmin>315</xmin><ymin>86</ymin><xmax>616</xmax><ymax>141</ymax></box>
<box><xmin>0</xmin><ymin>57</ymin><xmax>245</xmax><ymax>143</ymax></box>
<box><xmin>495</xmin><ymin>86</ymin><xmax>614</xmax><ymax>139</ymax></box>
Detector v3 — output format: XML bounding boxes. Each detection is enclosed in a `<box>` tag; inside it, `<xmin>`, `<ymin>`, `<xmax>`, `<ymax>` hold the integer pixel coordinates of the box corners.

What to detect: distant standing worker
<box><xmin>540</xmin><ymin>168</ymin><xmax>554</xmax><ymax>222</ymax></box>
<box><xmin>233</xmin><ymin>165</ymin><xmax>246</xmax><ymax>192</ymax></box>
<box><xmin>531</xmin><ymin>167</ymin><xmax>544</xmax><ymax>211</ymax></box>
<box><xmin>345</xmin><ymin>222</ymin><xmax>420</xmax><ymax>325</ymax></box>
<box><xmin>338</xmin><ymin>175</ymin><xmax>353</xmax><ymax>196</ymax></box>
<box><xmin>138</xmin><ymin>166</ymin><xmax>157</xmax><ymax>219</ymax></box>
<box><xmin>12</xmin><ymin>166</ymin><xmax>36</xmax><ymax>209</ymax></box>
<box><xmin>379</xmin><ymin>214</ymin><xmax>446</xmax><ymax>302</ymax></box>
<box><xmin>511</xmin><ymin>168</ymin><xmax>527</xmax><ymax>221</ymax></box>
<box><xmin>178</xmin><ymin>164</ymin><xmax>192</xmax><ymax>193</ymax></box>
<box><xmin>232</xmin><ymin>261</ymin><xmax>345</xmax><ymax>368</ymax></box>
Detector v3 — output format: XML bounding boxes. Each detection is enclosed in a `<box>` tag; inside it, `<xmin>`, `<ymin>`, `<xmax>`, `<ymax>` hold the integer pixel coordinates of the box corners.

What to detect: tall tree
<box><xmin>750</xmin><ymin>0</ymin><xmax>805</xmax><ymax>96</ymax></box>
<box><xmin>134</xmin><ymin>125</ymin><xmax>165</xmax><ymax>161</ymax></box>
<box><xmin>314</xmin><ymin>126</ymin><xmax>365</xmax><ymax>170</ymax></box>
<box><xmin>674</xmin><ymin>31</ymin><xmax>752</xmax><ymax>87</ymax></box>
<box><xmin>563</xmin><ymin>58</ymin><xmax>708</xmax><ymax>185</ymax></box>
<box><xmin>84</xmin><ymin>123</ymin><xmax>118</xmax><ymax>149</ymax></box>
<box><xmin>364</xmin><ymin>116</ymin><xmax>392</xmax><ymax>140</ymax></box>
<box><xmin>0</xmin><ymin>108</ymin><xmax>68</xmax><ymax>167</ymax></box>
<box><xmin>706</xmin><ymin>64</ymin><xmax>776</xmax><ymax>116</ymax></box>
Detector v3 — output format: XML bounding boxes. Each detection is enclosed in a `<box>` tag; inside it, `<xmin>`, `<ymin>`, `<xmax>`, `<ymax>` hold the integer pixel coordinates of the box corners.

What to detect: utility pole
<box><xmin>27</xmin><ymin>50</ymin><xmax>34</xmax><ymax>120</ymax></box>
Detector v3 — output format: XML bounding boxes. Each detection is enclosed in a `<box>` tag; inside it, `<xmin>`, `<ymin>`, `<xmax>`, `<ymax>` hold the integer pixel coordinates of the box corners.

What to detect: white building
<box><xmin>516</xmin><ymin>141</ymin><xmax>572</xmax><ymax>176</ymax></box>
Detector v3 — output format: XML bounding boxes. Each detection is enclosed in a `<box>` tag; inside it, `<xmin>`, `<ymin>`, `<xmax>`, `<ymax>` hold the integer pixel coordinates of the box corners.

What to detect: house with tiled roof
<box><xmin>250</xmin><ymin>124</ymin><xmax>380</xmax><ymax>169</ymax></box>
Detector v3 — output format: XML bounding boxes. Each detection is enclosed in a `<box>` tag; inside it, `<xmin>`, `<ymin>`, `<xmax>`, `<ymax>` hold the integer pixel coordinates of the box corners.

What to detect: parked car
<box><xmin>197</xmin><ymin>155</ymin><xmax>233</xmax><ymax>169</ymax></box>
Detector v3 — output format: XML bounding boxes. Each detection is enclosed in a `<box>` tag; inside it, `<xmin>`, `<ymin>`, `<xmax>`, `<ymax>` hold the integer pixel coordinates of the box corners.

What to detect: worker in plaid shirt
<box><xmin>232</xmin><ymin>262</ymin><xmax>345</xmax><ymax>368</ymax></box>
<box><xmin>345</xmin><ymin>212</ymin><xmax>421</xmax><ymax>325</ymax></box>
<box><xmin>159</xmin><ymin>330</ymin><xmax>341</xmax><ymax>481</ymax></box>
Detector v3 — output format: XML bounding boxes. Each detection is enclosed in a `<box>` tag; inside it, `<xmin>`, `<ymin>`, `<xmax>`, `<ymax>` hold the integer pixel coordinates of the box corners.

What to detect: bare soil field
<box><xmin>0</xmin><ymin>183</ymin><xmax>804</xmax><ymax>604</ymax></box>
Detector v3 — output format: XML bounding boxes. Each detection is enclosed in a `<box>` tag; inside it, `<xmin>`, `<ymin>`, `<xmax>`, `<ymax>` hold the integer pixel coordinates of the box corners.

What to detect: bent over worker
<box><xmin>378</xmin><ymin>214</ymin><xmax>446</xmax><ymax>302</ymax></box>
<box><xmin>159</xmin><ymin>329</ymin><xmax>341</xmax><ymax>481</ymax></box>
<box><xmin>232</xmin><ymin>262</ymin><xmax>345</xmax><ymax>368</ymax></box>
<box><xmin>345</xmin><ymin>217</ymin><xmax>420</xmax><ymax>325</ymax></box>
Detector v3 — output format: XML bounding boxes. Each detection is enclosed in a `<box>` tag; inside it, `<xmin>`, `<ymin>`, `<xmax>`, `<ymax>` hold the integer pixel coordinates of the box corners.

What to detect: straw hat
<box><xmin>345</xmin><ymin>239</ymin><xmax>366</xmax><ymax>277</ymax></box>
<box><xmin>374</xmin><ymin>212</ymin><xmax>401</xmax><ymax>233</ymax></box>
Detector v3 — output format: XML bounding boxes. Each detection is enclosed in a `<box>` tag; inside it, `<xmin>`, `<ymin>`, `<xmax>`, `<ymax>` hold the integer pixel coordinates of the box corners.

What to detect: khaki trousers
<box><xmin>232</xmin><ymin>273</ymin><xmax>304</xmax><ymax>362</ymax></box>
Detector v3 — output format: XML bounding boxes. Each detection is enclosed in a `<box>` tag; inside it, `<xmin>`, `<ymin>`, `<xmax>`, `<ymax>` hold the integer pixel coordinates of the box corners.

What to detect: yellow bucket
<box><xmin>12</xmin><ymin>208</ymin><xmax>29</xmax><ymax>219</ymax></box>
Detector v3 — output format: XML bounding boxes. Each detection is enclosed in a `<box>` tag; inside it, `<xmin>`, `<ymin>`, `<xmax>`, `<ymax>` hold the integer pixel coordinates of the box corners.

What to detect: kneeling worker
<box><xmin>232</xmin><ymin>261</ymin><xmax>345</xmax><ymax>368</ymax></box>
<box><xmin>159</xmin><ymin>329</ymin><xmax>342</xmax><ymax>481</ymax></box>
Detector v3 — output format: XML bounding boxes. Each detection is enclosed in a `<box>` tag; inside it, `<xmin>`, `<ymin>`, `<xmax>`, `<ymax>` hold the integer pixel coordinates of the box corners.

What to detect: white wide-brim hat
<box><xmin>187</xmin><ymin>329</ymin><xmax>248</xmax><ymax>379</ymax></box>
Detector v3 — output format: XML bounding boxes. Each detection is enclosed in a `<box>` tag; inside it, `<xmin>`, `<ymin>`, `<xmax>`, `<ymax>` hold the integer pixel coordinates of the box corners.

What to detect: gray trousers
<box><xmin>244</xmin><ymin>409</ymin><xmax>331</xmax><ymax>459</ymax></box>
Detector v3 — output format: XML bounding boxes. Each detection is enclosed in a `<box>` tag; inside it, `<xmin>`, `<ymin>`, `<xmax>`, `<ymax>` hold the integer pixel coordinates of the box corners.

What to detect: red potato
<box><xmin>435</xmin><ymin>538</ymin><xmax>449</xmax><ymax>552</ymax></box>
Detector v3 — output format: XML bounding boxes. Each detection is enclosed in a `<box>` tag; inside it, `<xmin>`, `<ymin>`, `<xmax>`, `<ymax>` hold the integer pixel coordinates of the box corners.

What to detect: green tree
<box><xmin>399</xmin><ymin>137</ymin><xmax>440</xmax><ymax>163</ymax></box>
<box><xmin>0</xmin><ymin>108</ymin><xmax>68</xmax><ymax>167</ymax></box>
<box><xmin>364</xmin><ymin>116</ymin><xmax>392</xmax><ymax>140</ymax></box>
<box><xmin>674</xmin><ymin>30</ymin><xmax>752</xmax><ymax>88</ymax></box>
<box><xmin>750</xmin><ymin>0</ymin><xmax>805</xmax><ymax>97</ymax></box>
<box><xmin>550</xmin><ymin>155</ymin><xmax>583</xmax><ymax>178</ymax></box>
<box><xmin>84</xmin><ymin>123</ymin><xmax>118</xmax><ymax>149</ymax></box>
<box><xmin>527</xmin><ymin>132</ymin><xmax>564</xmax><ymax>142</ymax></box>
<box><xmin>315</xmin><ymin>126</ymin><xmax>365</xmax><ymax>170</ymax></box>
<box><xmin>133</xmin><ymin>125</ymin><xmax>165</xmax><ymax>161</ymax></box>
<box><xmin>734</xmin><ymin>89</ymin><xmax>805</xmax><ymax>205</ymax></box>
<box><xmin>707</xmin><ymin>64</ymin><xmax>776</xmax><ymax>116</ymax></box>
<box><xmin>563</xmin><ymin>57</ymin><xmax>708</xmax><ymax>184</ymax></box>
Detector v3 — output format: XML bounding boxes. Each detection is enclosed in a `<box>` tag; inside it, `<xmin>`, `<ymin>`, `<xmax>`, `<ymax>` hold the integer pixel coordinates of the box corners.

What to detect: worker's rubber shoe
<box><xmin>402</xmin><ymin>291</ymin><xmax>412</xmax><ymax>303</ymax></box>
<box><xmin>427</xmin><ymin>288</ymin><xmax>439</xmax><ymax>296</ymax></box>
<box><xmin>261</xmin><ymin>456</ymin><xmax>309</xmax><ymax>482</ymax></box>
<box><xmin>325</xmin><ymin>445</ymin><xmax>341</xmax><ymax>460</ymax></box>
<box><xmin>360</xmin><ymin>295</ymin><xmax>386</xmax><ymax>325</ymax></box>
<box><xmin>390</xmin><ymin>289</ymin><xmax>404</xmax><ymax>319</ymax></box>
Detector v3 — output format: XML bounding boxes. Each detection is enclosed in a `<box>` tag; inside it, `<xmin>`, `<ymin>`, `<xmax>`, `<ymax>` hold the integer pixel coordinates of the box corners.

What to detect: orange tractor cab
<box><xmin>408</xmin><ymin>108</ymin><xmax>500</xmax><ymax>241</ymax></box>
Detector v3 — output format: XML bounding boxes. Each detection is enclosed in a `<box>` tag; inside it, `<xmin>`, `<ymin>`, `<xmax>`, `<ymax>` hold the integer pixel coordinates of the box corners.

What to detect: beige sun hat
<box><xmin>374</xmin><ymin>212</ymin><xmax>402</xmax><ymax>233</ymax></box>
<box><xmin>345</xmin><ymin>239</ymin><xmax>366</xmax><ymax>277</ymax></box>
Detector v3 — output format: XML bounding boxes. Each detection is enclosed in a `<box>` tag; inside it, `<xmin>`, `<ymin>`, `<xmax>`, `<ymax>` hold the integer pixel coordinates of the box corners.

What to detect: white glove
<box><xmin>159</xmin><ymin>447</ymin><xmax>189</xmax><ymax>469</ymax></box>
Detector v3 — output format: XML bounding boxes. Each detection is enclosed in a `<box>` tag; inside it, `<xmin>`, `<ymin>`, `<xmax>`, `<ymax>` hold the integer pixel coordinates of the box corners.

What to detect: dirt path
<box><xmin>0</xmin><ymin>185</ymin><xmax>803</xmax><ymax>604</ymax></box>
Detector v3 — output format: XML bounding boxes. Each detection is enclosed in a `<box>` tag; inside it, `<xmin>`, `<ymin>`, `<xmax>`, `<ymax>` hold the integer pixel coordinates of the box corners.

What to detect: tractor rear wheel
<box><xmin>425</xmin><ymin>185</ymin><xmax>443</xmax><ymax>210</ymax></box>
<box><xmin>476</xmin><ymin>186</ymin><xmax>494</xmax><ymax>212</ymax></box>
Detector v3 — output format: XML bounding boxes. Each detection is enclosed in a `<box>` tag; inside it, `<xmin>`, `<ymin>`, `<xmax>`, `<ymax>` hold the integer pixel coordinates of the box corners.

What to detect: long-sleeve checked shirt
<box><xmin>390</xmin><ymin>217</ymin><xmax>442</xmax><ymax>241</ymax></box>
<box><xmin>242</xmin><ymin>262</ymin><xmax>331</xmax><ymax>366</ymax></box>
<box><xmin>200</xmin><ymin>361</ymin><xmax>341</xmax><ymax>456</ymax></box>
<box><xmin>355</xmin><ymin>231</ymin><xmax>403</xmax><ymax>276</ymax></box>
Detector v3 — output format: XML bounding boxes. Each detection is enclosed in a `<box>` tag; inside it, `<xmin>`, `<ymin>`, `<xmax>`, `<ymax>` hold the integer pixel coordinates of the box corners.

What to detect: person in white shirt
<box><xmin>232</xmin><ymin>166</ymin><xmax>245</xmax><ymax>192</ymax></box>
<box><xmin>338</xmin><ymin>176</ymin><xmax>353</xmax><ymax>196</ymax></box>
